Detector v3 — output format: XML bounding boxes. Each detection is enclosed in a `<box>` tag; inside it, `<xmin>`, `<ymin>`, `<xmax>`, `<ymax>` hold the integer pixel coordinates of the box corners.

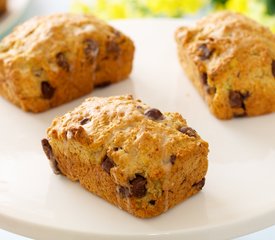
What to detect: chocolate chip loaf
<box><xmin>176</xmin><ymin>11</ymin><xmax>275</xmax><ymax>119</ymax></box>
<box><xmin>0</xmin><ymin>13</ymin><xmax>134</xmax><ymax>112</ymax></box>
<box><xmin>41</xmin><ymin>95</ymin><xmax>208</xmax><ymax>218</ymax></box>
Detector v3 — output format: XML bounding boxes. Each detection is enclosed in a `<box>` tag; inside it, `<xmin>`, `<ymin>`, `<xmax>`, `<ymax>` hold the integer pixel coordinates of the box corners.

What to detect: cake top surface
<box><xmin>0</xmin><ymin>13</ymin><xmax>119</xmax><ymax>60</ymax></box>
<box><xmin>47</xmin><ymin>95</ymin><xmax>208</xmax><ymax>182</ymax></box>
<box><xmin>175</xmin><ymin>11</ymin><xmax>275</xmax><ymax>83</ymax></box>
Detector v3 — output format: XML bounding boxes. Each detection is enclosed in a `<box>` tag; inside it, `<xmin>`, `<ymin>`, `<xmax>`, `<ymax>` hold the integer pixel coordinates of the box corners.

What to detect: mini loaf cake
<box><xmin>175</xmin><ymin>11</ymin><xmax>275</xmax><ymax>119</ymax></box>
<box><xmin>41</xmin><ymin>95</ymin><xmax>208</xmax><ymax>218</ymax></box>
<box><xmin>0</xmin><ymin>13</ymin><xmax>134</xmax><ymax>112</ymax></box>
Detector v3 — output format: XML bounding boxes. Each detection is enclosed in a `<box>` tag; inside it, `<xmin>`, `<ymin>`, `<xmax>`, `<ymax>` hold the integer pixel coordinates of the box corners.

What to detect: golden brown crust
<box><xmin>43</xmin><ymin>95</ymin><xmax>208</xmax><ymax>218</ymax></box>
<box><xmin>0</xmin><ymin>13</ymin><xmax>134</xmax><ymax>112</ymax></box>
<box><xmin>176</xmin><ymin>11</ymin><xmax>275</xmax><ymax>119</ymax></box>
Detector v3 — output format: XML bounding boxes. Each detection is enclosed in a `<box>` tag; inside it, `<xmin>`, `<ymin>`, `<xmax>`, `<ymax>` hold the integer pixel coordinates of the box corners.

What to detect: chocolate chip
<box><xmin>106</xmin><ymin>41</ymin><xmax>120</xmax><ymax>60</ymax></box>
<box><xmin>101</xmin><ymin>156</ymin><xmax>115</xmax><ymax>174</ymax></box>
<box><xmin>41</xmin><ymin>139</ymin><xmax>53</xmax><ymax>161</ymax></box>
<box><xmin>118</xmin><ymin>186</ymin><xmax>131</xmax><ymax>198</ymax></box>
<box><xmin>84</xmin><ymin>39</ymin><xmax>99</xmax><ymax>63</ymax></box>
<box><xmin>130</xmin><ymin>174</ymin><xmax>147</xmax><ymax>198</ymax></box>
<box><xmin>95</xmin><ymin>81</ymin><xmax>111</xmax><ymax>88</ymax></box>
<box><xmin>41</xmin><ymin>139</ymin><xmax>60</xmax><ymax>174</ymax></box>
<box><xmin>41</xmin><ymin>81</ymin><xmax>55</xmax><ymax>99</ymax></box>
<box><xmin>200</xmin><ymin>73</ymin><xmax>216</xmax><ymax>95</ymax></box>
<box><xmin>192</xmin><ymin>178</ymin><xmax>205</xmax><ymax>190</ymax></box>
<box><xmin>272</xmin><ymin>60</ymin><xmax>275</xmax><ymax>77</ymax></box>
<box><xmin>229</xmin><ymin>90</ymin><xmax>243</xmax><ymax>108</ymax></box>
<box><xmin>80</xmin><ymin>118</ymin><xmax>90</xmax><ymax>125</ymax></box>
<box><xmin>56</xmin><ymin>52</ymin><xmax>70</xmax><ymax>72</ymax></box>
<box><xmin>106</xmin><ymin>41</ymin><xmax>120</xmax><ymax>54</ymax></box>
<box><xmin>241</xmin><ymin>91</ymin><xmax>250</xmax><ymax>100</ymax></box>
<box><xmin>179</xmin><ymin>127</ymin><xmax>197</xmax><ymax>137</ymax></box>
<box><xmin>198</xmin><ymin>44</ymin><xmax>213</xmax><ymax>60</ymax></box>
<box><xmin>144</xmin><ymin>108</ymin><xmax>164</xmax><ymax>120</ymax></box>
<box><xmin>170</xmin><ymin>155</ymin><xmax>176</xmax><ymax>165</ymax></box>
<box><xmin>149</xmin><ymin>200</ymin><xmax>156</xmax><ymax>205</ymax></box>
<box><xmin>200</xmin><ymin>72</ymin><xmax>208</xmax><ymax>85</ymax></box>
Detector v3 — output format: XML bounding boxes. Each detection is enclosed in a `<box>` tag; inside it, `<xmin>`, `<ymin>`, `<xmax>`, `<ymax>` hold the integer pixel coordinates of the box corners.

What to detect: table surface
<box><xmin>0</xmin><ymin>0</ymin><xmax>274</xmax><ymax>239</ymax></box>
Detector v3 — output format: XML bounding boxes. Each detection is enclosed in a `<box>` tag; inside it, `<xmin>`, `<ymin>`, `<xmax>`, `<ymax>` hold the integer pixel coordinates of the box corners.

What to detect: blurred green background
<box><xmin>71</xmin><ymin>0</ymin><xmax>275</xmax><ymax>31</ymax></box>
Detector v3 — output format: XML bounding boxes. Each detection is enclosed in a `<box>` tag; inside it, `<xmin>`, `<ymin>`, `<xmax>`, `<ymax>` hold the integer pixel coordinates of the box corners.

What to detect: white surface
<box><xmin>0</xmin><ymin>0</ymin><xmax>30</xmax><ymax>37</ymax></box>
<box><xmin>2</xmin><ymin>225</ymin><xmax>275</xmax><ymax>240</ymax></box>
<box><xmin>0</xmin><ymin>18</ymin><xmax>275</xmax><ymax>240</ymax></box>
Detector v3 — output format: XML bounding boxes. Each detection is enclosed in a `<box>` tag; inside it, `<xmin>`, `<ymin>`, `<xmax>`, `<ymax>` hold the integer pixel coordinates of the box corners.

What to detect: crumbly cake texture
<box><xmin>0</xmin><ymin>13</ymin><xmax>134</xmax><ymax>112</ymax></box>
<box><xmin>42</xmin><ymin>95</ymin><xmax>208</xmax><ymax>218</ymax></box>
<box><xmin>175</xmin><ymin>11</ymin><xmax>275</xmax><ymax>119</ymax></box>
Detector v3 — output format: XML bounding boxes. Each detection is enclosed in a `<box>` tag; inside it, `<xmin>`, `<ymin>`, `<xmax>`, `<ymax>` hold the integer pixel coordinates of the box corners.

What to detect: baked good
<box><xmin>41</xmin><ymin>95</ymin><xmax>208</xmax><ymax>218</ymax></box>
<box><xmin>0</xmin><ymin>0</ymin><xmax>6</xmax><ymax>15</ymax></box>
<box><xmin>0</xmin><ymin>13</ymin><xmax>134</xmax><ymax>112</ymax></box>
<box><xmin>175</xmin><ymin>11</ymin><xmax>275</xmax><ymax>119</ymax></box>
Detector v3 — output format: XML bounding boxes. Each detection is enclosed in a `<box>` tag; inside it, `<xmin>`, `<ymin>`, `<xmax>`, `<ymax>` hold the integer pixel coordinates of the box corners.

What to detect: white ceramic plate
<box><xmin>0</xmin><ymin>0</ymin><xmax>31</xmax><ymax>37</ymax></box>
<box><xmin>0</xmin><ymin>19</ymin><xmax>275</xmax><ymax>240</ymax></box>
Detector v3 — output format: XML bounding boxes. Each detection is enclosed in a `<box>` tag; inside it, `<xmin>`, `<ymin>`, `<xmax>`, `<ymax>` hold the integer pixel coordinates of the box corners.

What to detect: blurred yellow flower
<box><xmin>97</xmin><ymin>0</ymin><xmax>128</xmax><ymax>18</ymax></box>
<box><xmin>71</xmin><ymin>0</ymin><xmax>92</xmax><ymax>14</ymax></box>
<box><xmin>146</xmin><ymin>0</ymin><xmax>206</xmax><ymax>17</ymax></box>
<box><xmin>225</xmin><ymin>0</ymin><xmax>248</xmax><ymax>13</ymax></box>
<box><xmin>70</xmin><ymin>0</ymin><xmax>275</xmax><ymax>32</ymax></box>
<box><xmin>71</xmin><ymin>0</ymin><xmax>207</xmax><ymax>19</ymax></box>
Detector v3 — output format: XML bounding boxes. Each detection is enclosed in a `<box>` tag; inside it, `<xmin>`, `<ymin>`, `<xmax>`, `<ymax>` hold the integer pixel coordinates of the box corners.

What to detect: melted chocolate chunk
<box><xmin>130</xmin><ymin>174</ymin><xmax>147</xmax><ymax>198</ymax></box>
<box><xmin>192</xmin><ymin>178</ymin><xmax>205</xmax><ymax>190</ymax></box>
<box><xmin>106</xmin><ymin>41</ymin><xmax>120</xmax><ymax>54</ymax></box>
<box><xmin>272</xmin><ymin>60</ymin><xmax>275</xmax><ymax>77</ymax></box>
<box><xmin>200</xmin><ymin>72</ymin><xmax>208</xmax><ymax>85</ymax></box>
<box><xmin>170</xmin><ymin>155</ymin><xmax>176</xmax><ymax>165</ymax></box>
<box><xmin>198</xmin><ymin>44</ymin><xmax>213</xmax><ymax>60</ymax></box>
<box><xmin>113</xmin><ymin>147</ymin><xmax>122</xmax><ymax>151</ymax></box>
<box><xmin>41</xmin><ymin>81</ymin><xmax>55</xmax><ymax>99</ymax></box>
<box><xmin>56</xmin><ymin>52</ymin><xmax>70</xmax><ymax>72</ymax></box>
<box><xmin>149</xmin><ymin>200</ymin><xmax>156</xmax><ymax>205</ymax></box>
<box><xmin>144</xmin><ymin>108</ymin><xmax>164</xmax><ymax>120</ymax></box>
<box><xmin>200</xmin><ymin>73</ymin><xmax>216</xmax><ymax>95</ymax></box>
<box><xmin>118</xmin><ymin>186</ymin><xmax>131</xmax><ymax>198</ymax></box>
<box><xmin>80</xmin><ymin>118</ymin><xmax>90</xmax><ymax>125</ymax></box>
<box><xmin>242</xmin><ymin>91</ymin><xmax>250</xmax><ymax>100</ymax></box>
<box><xmin>101</xmin><ymin>156</ymin><xmax>115</xmax><ymax>174</ymax></box>
<box><xmin>229</xmin><ymin>90</ymin><xmax>244</xmax><ymax>108</ymax></box>
<box><xmin>41</xmin><ymin>139</ymin><xmax>53</xmax><ymax>160</ymax></box>
<box><xmin>179</xmin><ymin>127</ymin><xmax>197</xmax><ymax>137</ymax></box>
<box><xmin>84</xmin><ymin>39</ymin><xmax>99</xmax><ymax>62</ymax></box>
<box><xmin>41</xmin><ymin>139</ymin><xmax>60</xmax><ymax>174</ymax></box>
